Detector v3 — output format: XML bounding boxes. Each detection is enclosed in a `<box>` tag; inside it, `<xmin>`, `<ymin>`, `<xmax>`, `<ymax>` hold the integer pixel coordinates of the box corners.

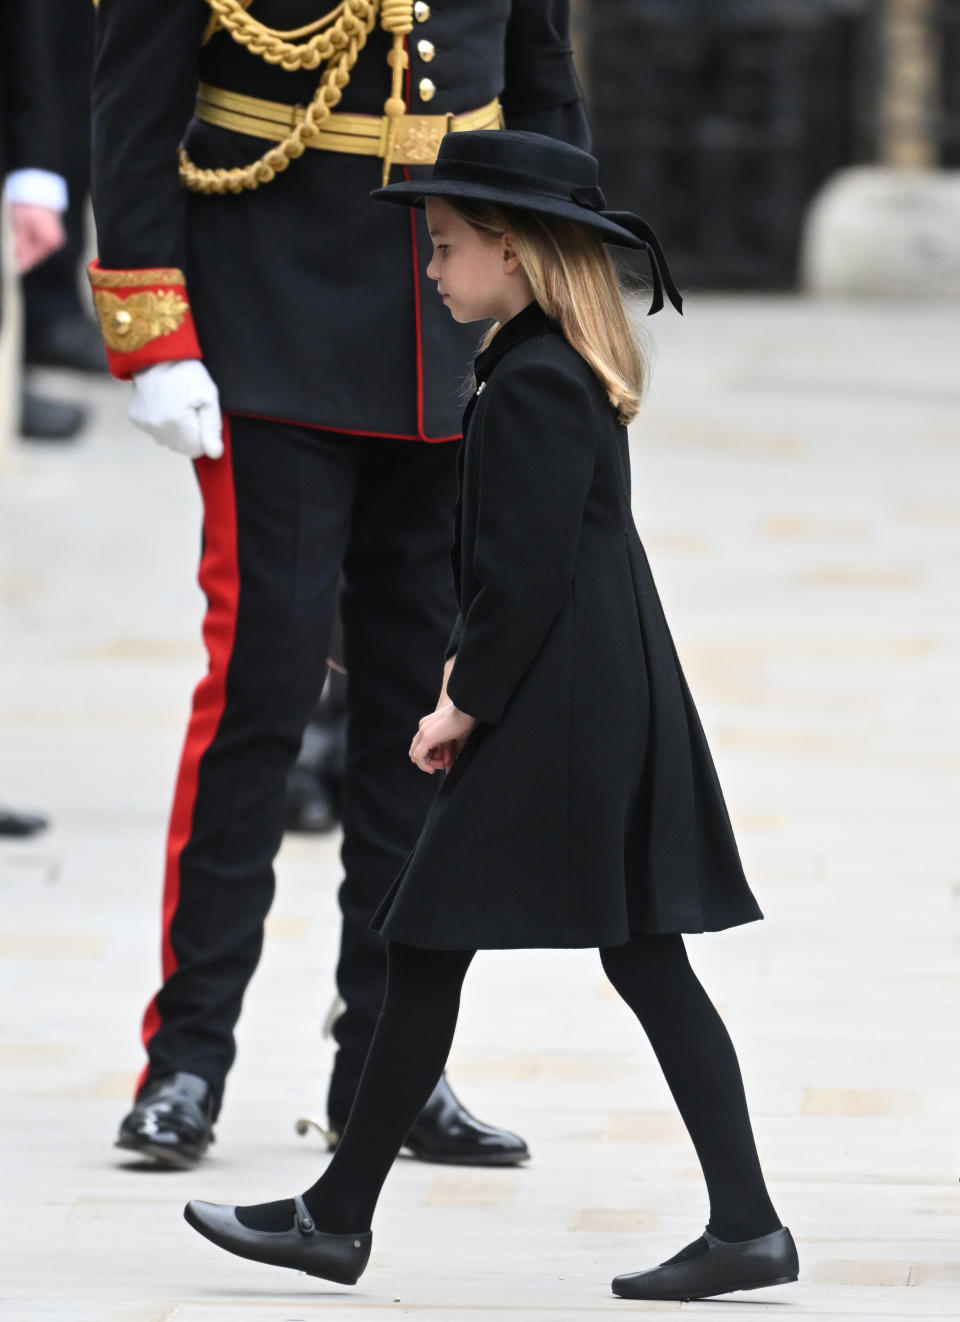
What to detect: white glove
<box><xmin>129</xmin><ymin>359</ymin><xmax>224</xmax><ymax>460</ymax></box>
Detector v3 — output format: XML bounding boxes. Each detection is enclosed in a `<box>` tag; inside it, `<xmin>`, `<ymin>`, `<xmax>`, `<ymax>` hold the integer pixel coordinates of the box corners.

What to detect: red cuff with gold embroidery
<box><xmin>88</xmin><ymin>259</ymin><xmax>203</xmax><ymax>379</ymax></box>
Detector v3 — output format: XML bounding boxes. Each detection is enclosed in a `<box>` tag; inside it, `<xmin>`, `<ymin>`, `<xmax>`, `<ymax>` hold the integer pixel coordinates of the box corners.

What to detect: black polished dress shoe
<box><xmin>284</xmin><ymin>699</ymin><xmax>344</xmax><ymax>834</ymax></box>
<box><xmin>25</xmin><ymin>315</ymin><xmax>109</xmax><ymax>373</ymax></box>
<box><xmin>612</xmin><ymin>1226</ymin><xmax>799</xmax><ymax>1301</ymax></box>
<box><xmin>116</xmin><ymin>1071</ymin><xmax>215</xmax><ymax>1169</ymax></box>
<box><xmin>0</xmin><ymin>806</ymin><xmax>48</xmax><ymax>837</ymax></box>
<box><xmin>184</xmin><ymin>1195</ymin><xmax>371</xmax><ymax>1284</ymax></box>
<box><xmin>20</xmin><ymin>391</ymin><xmax>86</xmax><ymax>441</ymax></box>
<box><xmin>325</xmin><ymin>1074</ymin><xmax>530</xmax><ymax>1167</ymax></box>
<box><xmin>284</xmin><ymin>766</ymin><xmax>339</xmax><ymax>834</ymax></box>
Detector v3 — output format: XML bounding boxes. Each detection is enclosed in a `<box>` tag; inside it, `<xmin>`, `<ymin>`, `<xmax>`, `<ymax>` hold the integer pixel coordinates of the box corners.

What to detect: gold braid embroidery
<box><xmin>179</xmin><ymin>1</ymin><xmax>416</xmax><ymax>195</ymax></box>
<box><xmin>90</xmin><ymin>266</ymin><xmax>187</xmax><ymax>289</ymax></box>
<box><xmin>378</xmin><ymin>0</ymin><xmax>414</xmax><ymax>185</ymax></box>
<box><xmin>93</xmin><ymin>289</ymin><xmax>190</xmax><ymax>353</ymax></box>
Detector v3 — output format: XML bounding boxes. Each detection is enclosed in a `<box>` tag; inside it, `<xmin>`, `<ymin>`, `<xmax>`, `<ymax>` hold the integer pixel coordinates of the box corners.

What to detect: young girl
<box><xmin>184</xmin><ymin>130</ymin><xmax>798</xmax><ymax>1303</ymax></box>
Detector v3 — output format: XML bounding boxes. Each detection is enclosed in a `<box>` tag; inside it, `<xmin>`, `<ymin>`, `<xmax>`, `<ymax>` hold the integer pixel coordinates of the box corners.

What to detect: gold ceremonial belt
<box><xmin>195</xmin><ymin>84</ymin><xmax>502</xmax><ymax>165</ymax></box>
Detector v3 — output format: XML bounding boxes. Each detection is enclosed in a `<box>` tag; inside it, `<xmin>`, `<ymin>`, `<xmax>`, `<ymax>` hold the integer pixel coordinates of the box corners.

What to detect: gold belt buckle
<box><xmin>395</xmin><ymin>113</ymin><xmax>453</xmax><ymax>165</ymax></box>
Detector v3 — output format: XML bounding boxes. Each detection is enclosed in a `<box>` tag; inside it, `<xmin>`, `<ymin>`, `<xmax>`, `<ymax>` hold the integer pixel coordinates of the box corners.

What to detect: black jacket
<box><xmin>0</xmin><ymin>0</ymin><xmax>61</xmax><ymax>319</ymax></box>
<box><xmin>374</xmin><ymin>304</ymin><xmax>763</xmax><ymax>948</ymax></box>
<box><xmin>90</xmin><ymin>1</ymin><xmax>589</xmax><ymax>438</ymax></box>
<box><xmin>0</xmin><ymin>0</ymin><xmax>60</xmax><ymax>182</ymax></box>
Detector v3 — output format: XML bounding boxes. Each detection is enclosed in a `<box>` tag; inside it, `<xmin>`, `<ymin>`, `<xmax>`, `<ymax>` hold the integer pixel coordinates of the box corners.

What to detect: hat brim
<box><xmin>370</xmin><ymin>178</ymin><xmax>646</xmax><ymax>250</ymax></box>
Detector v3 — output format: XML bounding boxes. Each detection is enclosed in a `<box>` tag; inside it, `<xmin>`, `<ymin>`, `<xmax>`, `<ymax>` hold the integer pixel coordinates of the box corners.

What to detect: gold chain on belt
<box><xmin>179</xmin><ymin>1</ymin><xmax>415</xmax><ymax>194</ymax></box>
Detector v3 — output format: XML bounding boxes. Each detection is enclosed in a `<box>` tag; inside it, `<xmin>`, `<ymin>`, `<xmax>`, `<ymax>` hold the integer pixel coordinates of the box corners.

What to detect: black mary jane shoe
<box><xmin>612</xmin><ymin>1226</ymin><xmax>799</xmax><ymax>1301</ymax></box>
<box><xmin>184</xmin><ymin>1195</ymin><xmax>372</xmax><ymax>1284</ymax></box>
<box><xmin>321</xmin><ymin>1074</ymin><xmax>530</xmax><ymax>1167</ymax></box>
<box><xmin>116</xmin><ymin>1072</ymin><xmax>215</xmax><ymax>1169</ymax></box>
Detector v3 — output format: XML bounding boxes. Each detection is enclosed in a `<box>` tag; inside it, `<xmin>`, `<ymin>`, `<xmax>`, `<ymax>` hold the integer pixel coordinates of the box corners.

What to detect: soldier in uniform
<box><xmin>89</xmin><ymin>1</ymin><xmax>589</xmax><ymax>1168</ymax></box>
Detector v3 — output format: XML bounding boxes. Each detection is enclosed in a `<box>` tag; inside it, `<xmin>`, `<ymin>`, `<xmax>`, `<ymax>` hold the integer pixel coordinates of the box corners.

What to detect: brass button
<box><xmin>414</xmin><ymin>2</ymin><xmax>430</xmax><ymax>20</ymax></box>
<box><xmin>112</xmin><ymin>309</ymin><xmax>133</xmax><ymax>337</ymax></box>
<box><xmin>417</xmin><ymin>39</ymin><xmax>435</xmax><ymax>63</ymax></box>
<box><xmin>418</xmin><ymin>77</ymin><xmax>436</xmax><ymax>103</ymax></box>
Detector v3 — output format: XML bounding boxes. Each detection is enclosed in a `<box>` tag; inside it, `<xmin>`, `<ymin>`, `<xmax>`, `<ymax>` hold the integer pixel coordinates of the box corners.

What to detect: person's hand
<box><xmin>129</xmin><ymin>360</ymin><xmax>224</xmax><ymax>459</ymax></box>
<box><xmin>9</xmin><ymin>203</ymin><xmax>65</xmax><ymax>273</ymax></box>
<box><xmin>435</xmin><ymin>653</ymin><xmax>456</xmax><ymax>710</ymax></box>
<box><xmin>409</xmin><ymin>701</ymin><xmax>477</xmax><ymax>774</ymax></box>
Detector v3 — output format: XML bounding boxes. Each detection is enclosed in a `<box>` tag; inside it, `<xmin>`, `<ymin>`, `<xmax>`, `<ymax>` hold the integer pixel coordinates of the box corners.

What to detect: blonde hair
<box><xmin>450</xmin><ymin>199</ymin><xmax>646</xmax><ymax>424</ymax></box>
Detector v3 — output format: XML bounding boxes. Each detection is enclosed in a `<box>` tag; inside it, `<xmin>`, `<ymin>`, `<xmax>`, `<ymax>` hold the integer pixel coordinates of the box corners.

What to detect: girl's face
<box><xmin>425</xmin><ymin>196</ymin><xmax>532</xmax><ymax>325</ymax></box>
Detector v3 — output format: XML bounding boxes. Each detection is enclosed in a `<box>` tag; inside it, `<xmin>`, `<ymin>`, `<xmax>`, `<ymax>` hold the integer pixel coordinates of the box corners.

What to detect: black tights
<box><xmin>599</xmin><ymin>936</ymin><xmax>780</xmax><ymax>1243</ymax></box>
<box><xmin>237</xmin><ymin>934</ymin><xmax>780</xmax><ymax>1242</ymax></box>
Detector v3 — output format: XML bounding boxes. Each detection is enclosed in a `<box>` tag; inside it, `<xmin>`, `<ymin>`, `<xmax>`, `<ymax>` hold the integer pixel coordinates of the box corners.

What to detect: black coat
<box><xmin>0</xmin><ymin>0</ymin><xmax>61</xmax><ymax>318</ymax></box>
<box><xmin>0</xmin><ymin>0</ymin><xmax>60</xmax><ymax>182</ymax></box>
<box><xmin>90</xmin><ymin>1</ymin><xmax>588</xmax><ymax>438</ymax></box>
<box><xmin>374</xmin><ymin>304</ymin><xmax>763</xmax><ymax>948</ymax></box>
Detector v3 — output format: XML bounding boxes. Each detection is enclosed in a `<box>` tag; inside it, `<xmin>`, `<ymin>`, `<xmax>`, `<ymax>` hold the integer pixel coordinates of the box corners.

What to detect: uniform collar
<box><xmin>473</xmin><ymin>301</ymin><xmax>555</xmax><ymax>384</ymax></box>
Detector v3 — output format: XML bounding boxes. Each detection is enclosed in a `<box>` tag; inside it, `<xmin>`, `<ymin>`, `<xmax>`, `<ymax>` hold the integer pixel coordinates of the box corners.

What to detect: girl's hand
<box><xmin>435</xmin><ymin>653</ymin><xmax>456</xmax><ymax>710</ymax></box>
<box><xmin>409</xmin><ymin>701</ymin><xmax>477</xmax><ymax>774</ymax></box>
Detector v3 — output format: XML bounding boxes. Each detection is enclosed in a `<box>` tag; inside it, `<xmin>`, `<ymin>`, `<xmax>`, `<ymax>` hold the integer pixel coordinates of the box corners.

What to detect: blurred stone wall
<box><xmin>942</xmin><ymin>0</ymin><xmax>960</xmax><ymax>163</ymax></box>
<box><xmin>878</xmin><ymin>0</ymin><xmax>939</xmax><ymax>166</ymax></box>
<box><xmin>581</xmin><ymin>0</ymin><xmax>957</xmax><ymax>289</ymax></box>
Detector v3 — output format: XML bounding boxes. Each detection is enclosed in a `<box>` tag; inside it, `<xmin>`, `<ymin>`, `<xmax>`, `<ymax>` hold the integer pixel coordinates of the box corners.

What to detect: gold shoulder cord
<box><xmin>179</xmin><ymin>1</ymin><xmax>415</xmax><ymax>194</ymax></box>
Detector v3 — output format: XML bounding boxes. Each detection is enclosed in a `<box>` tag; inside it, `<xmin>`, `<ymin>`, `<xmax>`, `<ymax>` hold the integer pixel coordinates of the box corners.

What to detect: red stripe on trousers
<box><xmin>137</xmin><ymin>419</ymin><xmax>240</xmax><ymax>1093</ymax></box>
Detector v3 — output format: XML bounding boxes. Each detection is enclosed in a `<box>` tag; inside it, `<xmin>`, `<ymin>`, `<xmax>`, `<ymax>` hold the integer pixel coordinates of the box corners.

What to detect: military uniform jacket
<box><xmin>90</xmin><ymin>2</ymin><xmax>589</xmax><ymax>440</ymax></box>
<box><xmin>374</xmin><ymin>304</ymin><xmax>763</xmax><ymax>948</ymax></box>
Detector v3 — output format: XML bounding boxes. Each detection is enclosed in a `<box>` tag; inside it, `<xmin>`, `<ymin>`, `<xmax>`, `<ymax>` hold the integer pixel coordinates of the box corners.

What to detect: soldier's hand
<box><xmin>130</xmin><ymin>360</ymin><xmax>224</xmax><ymax>460</ymax></box>
<box><xmin>9</xmin><ymin>203</ymin><xmax>65</xmax><ymax>273</ymax></box>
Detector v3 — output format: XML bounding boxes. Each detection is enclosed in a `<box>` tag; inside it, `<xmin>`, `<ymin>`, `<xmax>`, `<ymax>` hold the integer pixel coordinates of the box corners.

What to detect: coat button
<box><xmin>414</xmin><ymin>2</ymin><xmax>430</xmax><ymax>20</ymax></box>
<box><xmin>112</xmin><ymin>310</ymin><xmax>132</xmax><ymax>337</ymax></box>
<box><xmin>418</xmin><ymin>77</ymin><xmax>436</xmax><ymax>103</ymax></box>
<box><xmin>417</xmin><ymin>39</ymin><xmax>435</xmax><ymax>63</ymax></box>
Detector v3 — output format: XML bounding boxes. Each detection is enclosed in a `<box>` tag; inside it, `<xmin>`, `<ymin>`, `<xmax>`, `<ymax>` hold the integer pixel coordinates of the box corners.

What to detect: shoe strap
<box><xmin>293</xmin><ymin>1194</ymin><xmax>315</xmax><ymax>1236</ymax></box>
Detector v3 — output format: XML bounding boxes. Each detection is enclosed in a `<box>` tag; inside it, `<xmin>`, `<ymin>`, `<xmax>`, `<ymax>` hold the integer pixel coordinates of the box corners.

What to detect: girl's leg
<box><xmin>599</xmin><ymin>932</ymin><xmax>780</xmax><ymax>1244</ymax></box>
<box><xmin>236</xmin><ymin>940</ymin><xmax>475</xmax><ymax>1234</ymax></box>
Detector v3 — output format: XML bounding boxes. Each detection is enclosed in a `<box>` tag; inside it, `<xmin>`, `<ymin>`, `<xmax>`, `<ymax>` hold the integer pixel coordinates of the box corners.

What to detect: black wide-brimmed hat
<box><xmin>372</xmin><ymin>129</ymin><xmax>682</xmax><ymax>315</ymax></box>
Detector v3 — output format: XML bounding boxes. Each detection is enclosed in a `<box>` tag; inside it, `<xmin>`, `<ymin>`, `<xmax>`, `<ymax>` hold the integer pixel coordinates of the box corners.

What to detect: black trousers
<box><xmin>140</xmin><ymin>414</ymin><xmax>460</xmax><ymax>1119</ymax></box>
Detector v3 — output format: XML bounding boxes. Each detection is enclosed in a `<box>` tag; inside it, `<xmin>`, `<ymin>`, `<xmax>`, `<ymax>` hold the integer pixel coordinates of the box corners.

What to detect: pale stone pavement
<box><xmin>1</xmin><ymin>296</ymin><xmax>958</xmax><ymax>1321</ymax></box>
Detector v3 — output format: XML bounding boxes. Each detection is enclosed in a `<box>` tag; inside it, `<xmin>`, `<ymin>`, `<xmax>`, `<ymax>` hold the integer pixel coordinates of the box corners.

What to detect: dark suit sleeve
<box><xmin>91</xmin><ymin>0</ymin><xmax>207</xmax><ymax>270</ymax></box>
<box><xmin>444</xmin><ymin>614</ymin><xmax>465</xmax><ymax>662</ymax></box>
<box><xmin>86</xmin><ymin>0</ymin><xmax>208</xmax><ymax>377</ymax></box>
<box><xmin>501</xmin><ymin>0</ymin><xmax>590</xmax><ymax>150</ymax></box>
<box><xmin>446</xmin><ymin>358</ymin><xmax>597</xmax><ymax>725</ymax></box>
<box><xmin>1</xmin><ymin>0</ymin><xmax>62</xmax><ymax>175</ymax></box>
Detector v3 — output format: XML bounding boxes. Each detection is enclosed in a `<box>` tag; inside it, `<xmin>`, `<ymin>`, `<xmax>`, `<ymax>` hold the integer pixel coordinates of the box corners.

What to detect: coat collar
<box><xmin>473</xmin><ymin>301</ymin><xmax>556</xmax><ymax>385</ymax></box>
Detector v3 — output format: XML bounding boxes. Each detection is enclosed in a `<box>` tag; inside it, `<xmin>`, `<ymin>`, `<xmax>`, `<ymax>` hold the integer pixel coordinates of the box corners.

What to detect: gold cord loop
<box><xmin>201</xmin><ymin>0</ymin><xmax>363</xmax><ymax>71</ymax></box>
<box><xmin>181</xmin><ymin>1</ymin><xmax>418</xmax><ymax>195</ymax></box>
<box><xmin>379</xmin><ymin>1</ymin><xmax>415</xmax><ymax>184</ymax></box>
<box><xmin>180</xmin><ymin>1</ymin><xmax>378</xmax><ymax>194</ymax></box>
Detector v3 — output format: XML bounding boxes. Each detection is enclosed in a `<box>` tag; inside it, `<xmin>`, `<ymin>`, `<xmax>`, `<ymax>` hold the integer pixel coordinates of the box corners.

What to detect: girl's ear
<box><xmin>501</xmin><ymin>233</ymin><xmax>522</xmax><ymax>275</ymax></box>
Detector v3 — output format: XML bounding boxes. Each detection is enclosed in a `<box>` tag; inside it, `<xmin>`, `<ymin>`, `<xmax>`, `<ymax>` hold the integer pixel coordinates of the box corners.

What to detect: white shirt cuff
<box><xmin>4</xmin><ymin>169</ymin><xmax>69</xmax><ymax>212</ymax></box>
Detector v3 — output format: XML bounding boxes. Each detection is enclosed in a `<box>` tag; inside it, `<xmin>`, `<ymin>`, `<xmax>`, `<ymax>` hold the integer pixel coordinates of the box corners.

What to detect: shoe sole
<box><xmin>613</xmin><ymin>1273</ymin><xmax>799</xmax><ymax>1302</ymax></box>
<box><xmin>115</xmin><ymin>1135</ymin><xmax>208</xmax><ymax>1170</ymax></box>
<box><xmin>325</xmin><ymin>1131</ymin><xmax>531</xmax><ymax>1167</ymax></box>
<box><xmin>402</xmin><ymin>1145</ymin><xmax>531</xmax><ymax>1166</ymax></box>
